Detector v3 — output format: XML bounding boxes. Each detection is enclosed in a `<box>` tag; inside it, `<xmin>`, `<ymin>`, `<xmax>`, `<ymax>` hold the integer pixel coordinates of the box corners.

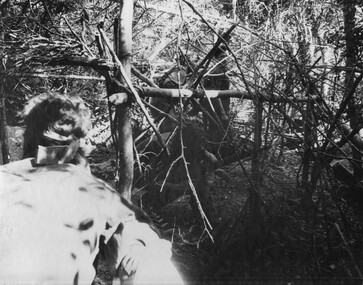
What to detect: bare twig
<box><xmin>335</xmin><ymin>223</ymin><xmax>363</xmax><ymax>279</ymax></box>
<box><xmin>141</xmin><ymin>98</ymin><xmax>179</xmax><ymax>124</ymax></box>
<box><xmin>192</xmin><ymin>24</ymin><xmax>237</xmax><ymax>88</ymax></box>
<box><xmin>177</xmin><ymin>0</ymin><xmax>213</xmax><ymax>240</ymax></box>
<box><xmin>63</xmin><ymin>16</ymin><xmax>94</xmax><ymax>57</ymax></box>
<box><xmin>131</xmin><ymin>65</ymin><xmax>158</xmax><ymax>88</ymax></box>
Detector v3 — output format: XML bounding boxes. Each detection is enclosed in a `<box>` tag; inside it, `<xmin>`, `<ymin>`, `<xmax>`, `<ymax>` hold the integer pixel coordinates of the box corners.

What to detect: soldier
<box><xmin>0</xmin><ymin>92</ymin><xmax>184</xmax><ymax>285</ymax></box>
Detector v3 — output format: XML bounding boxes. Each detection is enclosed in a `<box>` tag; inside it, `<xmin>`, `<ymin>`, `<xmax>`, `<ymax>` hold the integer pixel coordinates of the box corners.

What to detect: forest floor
<box><xmin>88</xmin><ymin>142</ymin><xmax>323</xmax><ymax>285</ymax></box>
<box><xmin>90</xmin><ymin>141</ymin><xmax>363</xmax><ymax>284</ymax></box>
<box><xmin>4</xmin><ymin>126</ymin><xmax>363</xmax><ymax>285</ymax></box>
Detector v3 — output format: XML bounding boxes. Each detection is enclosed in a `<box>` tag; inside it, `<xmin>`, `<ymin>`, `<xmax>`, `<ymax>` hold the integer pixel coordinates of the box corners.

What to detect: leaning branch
<box><xmin>97</xmin><ymin>26</ymin><xmax>169</xmax><ymax>156</ymax></box>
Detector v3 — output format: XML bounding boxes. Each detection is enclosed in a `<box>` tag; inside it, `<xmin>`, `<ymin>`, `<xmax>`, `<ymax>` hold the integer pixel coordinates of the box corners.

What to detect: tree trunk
<box><xmin>302</xmin><ymin>98</ymin><xmax>314</xmax><ymax>198</ymax></box>
<box><xmin>114</xmin><ymin>0</ymin><xmax>134</xmax><ymax>200</ymax></box>
<box><xmin>0</xmin><ymin>8</ymin><xmax>10</xmax><ymax>164</ymax></box>
<box><xmin>252</xmin><ymin>96</ymin><xmax>263</xmax><ymax>184</ymax></box>
<box><xmin>342</xmin><ymin>1</ymin><xmax>362</xmax><ymax>183</ymax></box>
<box><xmin>249</xmin><ymin>93</ymin><xmax>263</xmax><ymax>221</ymax></box>
<box><xmin>0</xmin><ymin>88</ymin><xmax>9</xmax><ymax>165</ymax></box>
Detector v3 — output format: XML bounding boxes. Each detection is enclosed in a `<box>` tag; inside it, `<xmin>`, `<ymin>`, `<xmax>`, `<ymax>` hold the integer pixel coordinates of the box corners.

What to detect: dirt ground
<box><xmin>103</xmin><ymin>150</ymin><xmax>303</xmax><ymax>283</ymax></box>
<box><xmin>159</xmin><ymin>156</ymin><xmax>300</xmax><ymax>283</ymax></box>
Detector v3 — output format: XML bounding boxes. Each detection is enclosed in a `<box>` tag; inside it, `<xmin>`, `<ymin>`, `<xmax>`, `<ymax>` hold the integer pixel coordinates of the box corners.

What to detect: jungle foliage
<box><xmin>2</xmin><ymin>0</ymin><xmax>363</xmax><ymax>282</ymax></box>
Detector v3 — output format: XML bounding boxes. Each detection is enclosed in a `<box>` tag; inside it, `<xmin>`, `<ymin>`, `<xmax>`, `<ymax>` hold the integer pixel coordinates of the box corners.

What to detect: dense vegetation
<box><xmin>2</xmin><ymin>0</ymin><xmax>363</xmax><ymax>283</ymax></box>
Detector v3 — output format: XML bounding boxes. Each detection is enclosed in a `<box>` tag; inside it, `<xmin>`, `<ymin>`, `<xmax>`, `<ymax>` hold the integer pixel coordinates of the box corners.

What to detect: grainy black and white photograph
<box><xmin>1</xmin><ymin>0</ymin><xmax>363</xmax><ymax>284</ymax></box>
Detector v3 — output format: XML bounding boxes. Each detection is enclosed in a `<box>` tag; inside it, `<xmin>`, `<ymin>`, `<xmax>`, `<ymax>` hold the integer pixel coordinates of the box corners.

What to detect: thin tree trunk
<box><xmin>296</xmin><ymin>27</ymin><xmax>315</xmax><ymax>200</ymax></box>
<box><xmin>249</xmin><ymin>95</ymin><xmax>263</xmax><ymax>220</ymax></box>
<box><xmin>0</xmin><ymin>88</ymin><xmax>10</xmax><ymax>164</ymax></box>
<box><xmin>302</xmin><ymin>98</ymin><xmax>314</xmax><ymax>198</ymax></box>
<box><xmin>252</xmin><ymin>97</ymin><xmax>263</xmax><ymax>184</ymax></box>
<box><xmin>0</xmin><ymin>10</ymin><xmax>10</xmax><ymax>164</ymax></box>
<box><xmin>114</xmin><ymin>0</ymin><xmax>134</xmax><ymax>200</ymax></box>
<box><xmin>342</xmin><ymin>1</ymin><xmax>362</xmax><ymax>183</ymax></box>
